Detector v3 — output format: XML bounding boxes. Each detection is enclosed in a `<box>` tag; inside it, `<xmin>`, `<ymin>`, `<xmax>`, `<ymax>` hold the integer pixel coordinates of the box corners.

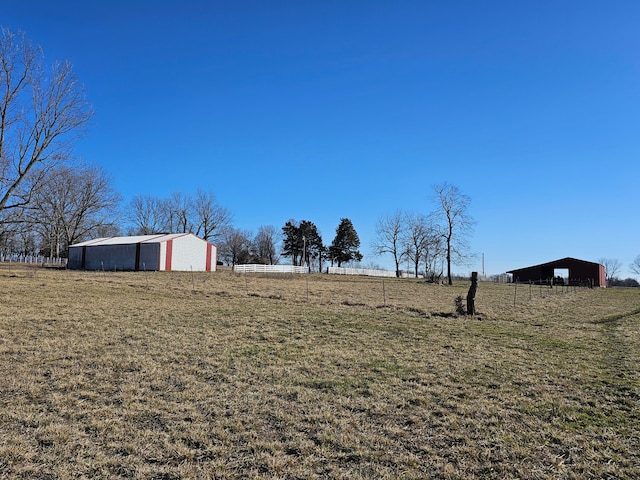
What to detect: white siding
<box><xmin>171</xmin><ymin>234</ymin><xmax>210</xmax><ymax>271</ymax></box>
<box><xmin>68</xmin><ymin>234</ymin><xmax>216</xmax><ymax>271</ymax></box>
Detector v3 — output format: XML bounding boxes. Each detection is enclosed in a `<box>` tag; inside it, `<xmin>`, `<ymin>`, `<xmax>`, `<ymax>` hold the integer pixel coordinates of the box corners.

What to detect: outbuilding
<box><xmin>68</xmin><ymin>233</ymin><xmax>217</xmax><ymax>272</ymax></box>
<box><xmin>507</xmin><ymin>257</ymin><xmax>605</xmax><ymax>287</ymax></box>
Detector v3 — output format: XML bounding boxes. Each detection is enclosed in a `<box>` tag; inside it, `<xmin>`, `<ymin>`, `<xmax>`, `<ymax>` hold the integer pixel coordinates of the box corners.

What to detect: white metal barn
<box><xmin>68</xmin><ymin>233</ymin><xmax>217</xmax><ymax>272</ymax></box>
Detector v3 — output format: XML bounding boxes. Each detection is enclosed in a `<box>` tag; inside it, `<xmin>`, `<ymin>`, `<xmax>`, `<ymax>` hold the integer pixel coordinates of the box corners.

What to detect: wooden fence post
<box><xmin>467</xmin><ymin>271</ymin><xmax>478</xmax><ymax>315</ymax></box>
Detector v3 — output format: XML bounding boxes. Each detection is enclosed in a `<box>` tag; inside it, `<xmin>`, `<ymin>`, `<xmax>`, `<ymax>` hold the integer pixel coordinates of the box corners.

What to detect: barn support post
<box><xmin>134</xmin><ymin>243</ymin><xmax>141</xmax><ymax>271</ymax></box>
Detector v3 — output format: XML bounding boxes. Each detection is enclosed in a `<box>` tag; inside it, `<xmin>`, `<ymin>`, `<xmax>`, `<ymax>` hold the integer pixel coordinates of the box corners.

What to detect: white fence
<box><xmin>327</xmin><ymin>266</ymin><xmax>397</xmax><ymax>278</ymax></box>
<box><xmin>400</xmin><ymin>271</ymin><xmax>424</xmax><ymax>279</ymax></box>
<box><xmin>1</xmin><ymin>254</ymin><xmax>67</xmax><ymax>266</ymax></box>
<box><xmin>233</xmin><ymin>264</ymin><xmax>309</xmax><ymax>274</ymax></box>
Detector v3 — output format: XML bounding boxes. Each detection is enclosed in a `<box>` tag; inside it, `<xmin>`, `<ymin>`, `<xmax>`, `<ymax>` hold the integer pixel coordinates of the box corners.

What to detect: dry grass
<box><xmin>0</xmin><ymin>266</ymin><xmax>638</xmax><ymax>479</ymax></box>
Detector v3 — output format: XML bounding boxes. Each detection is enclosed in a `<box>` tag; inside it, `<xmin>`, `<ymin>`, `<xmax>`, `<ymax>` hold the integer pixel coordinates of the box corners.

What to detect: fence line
<box><xmin>0</xmin><ymin>254</ymin><xmax>67</xmax><ymax>266</ymax></box>
<box><xmin>233</xmin><ymin>264</ymin><xmax>309</xmax><ymax>274</ymax></box>
<box><xmin>327</xmin><ymin>266</ymin><xmax>397</xmax><ymax>278</ymax></box>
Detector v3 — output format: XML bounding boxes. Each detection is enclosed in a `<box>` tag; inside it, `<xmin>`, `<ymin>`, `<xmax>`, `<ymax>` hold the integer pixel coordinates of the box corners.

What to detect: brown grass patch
<box><xmin>0</xmin><ymin>268</ymin><xmax>638</xmax><ymax>478</ymax></box>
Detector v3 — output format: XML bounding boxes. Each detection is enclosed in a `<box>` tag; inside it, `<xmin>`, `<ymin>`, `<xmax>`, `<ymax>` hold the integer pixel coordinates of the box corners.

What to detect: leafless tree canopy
<box><xmin>164</xmin><ymin>192</ymin><xmax>192</xmax><ymax>234</ymax></box>
<box><xmin>254</xmin><ymin>225</ymin><xmax>281</xmax><ymax>265</ymax></box>
<box><xmin>129</xmin><ymin>195</ymin><xmax>166</xmax><ymax>236</ymax></box>
<box><xmin>128</xmin><ymin>190</ymin><xmax>233</xmax><ymax>243</ymax></box>
<box><xmin>598</xmin><ymin>258</ymin><xmax>622</xmax><ymax>285</ymax></box>
<box><xmin>630</xmin><ymin>255</ymin><xmax>640</xmax><ymax>276</ymax></box>
<box><xmin>219</xmin><ymin>228</ymin><xmax>252</xmax><ymax>267</ymax></box>
<box><xmin>27</xmin><ymin>164</ymin><xmax>121</xmax><ymax>256</ymax></box>
<box><xmin>193</xmin><ymin>189</ymin><xmax>233</xmax><ymax>243</ymax></box>
<box><xmin>430</xmin><ymin>183</ymin><xmax>475</xmax><ymax>285</ymax></box>
<box><xmin>373</xmin><ymin>210</ymin><xmax>444</xmax><ymax>279</ymax></box>
<box><xmin>0</xmin><ymin>28</ymin><xmax>93</xmax><ymax>214</ymax></box>
<box><xmin>372</xmin><ymin>210</ymin><xmax>406</xmax><ymax>276</ymax></box>
<box><xmin>403</xmin><ymin>212</ymin><xmax>442</xmax><ymax>279</ymax></box>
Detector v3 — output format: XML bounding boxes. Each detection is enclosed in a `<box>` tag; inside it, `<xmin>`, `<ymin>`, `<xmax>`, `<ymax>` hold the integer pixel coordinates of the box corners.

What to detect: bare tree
<box><xmin>254</xmin><ymin>225</ymin><xmax>280</xmax><ymax>264</ymax></box>
<box><xmin>403</xmin><ymin>212</ymin><xmax>440</xmax><ymax>278</ymax></box>
<box><xmin>219</xmin><ymin>228</ymin><xmax>252</xmax><ymax>267</ymax></box>
<box><xmin>193</xmin><ymin>189</ymin><xmax>232</xmax><ymax>243</ymax></box>
<box><xmin>0</xmin><ymin>208</ymin><xmax>29</xmax><ymax>254</ymax></box>
<box><xmin>27</xmin><ymin>164</ymin><xmax>121</xmax><ymax>256</ymax></box>
<box><xmin>630</xmin><ymin>255</ymin><xmax>640</xmax><ymax>276</ymax></box>
<box><xmin>372</xmin><ymin>210</ymin><xmax>406</xmax><ymax>277</ymax></box>
<box><xmin>164</xmin><ymin>192</ymin><xmax>193</xmax><ymax>234</ymax></box>
<box><xmin>430</xmin><ymin>183</ymin><xmax>475</xmax><ymax>285</ymax></box>
<box><xmin>129</xmin><ymin>195</ymin><xmax>165</xmax><ymax>235</ymax></box>
<box><xmin>0</xmin><ymin>28</ymin><xmax>93</xmax><ymax>215</ymax></box>
<box><xmin>403</xmin><ymin>213</ymin><xmax>427</xmax><ymax>278</ymax></box>
<box><xmin>598</xmin><ymin>258</ymin><xmax>622</xmax><ymax>285</ymax></box>
<box><xmin>423</xmin><ymin>230</ymin><xmax>444</xmax><ymax>282</ymax></box>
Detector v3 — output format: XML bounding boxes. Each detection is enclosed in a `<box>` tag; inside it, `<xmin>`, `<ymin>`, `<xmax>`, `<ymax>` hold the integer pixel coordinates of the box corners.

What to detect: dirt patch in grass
<box><xmin>0</xmin><ymin>268</ymin><xmax>638</xmax><ymax>478</ymax></box>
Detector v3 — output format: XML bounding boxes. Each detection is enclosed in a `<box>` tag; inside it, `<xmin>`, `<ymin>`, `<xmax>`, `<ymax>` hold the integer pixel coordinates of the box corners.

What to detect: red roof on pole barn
<box><xmin>506</xmin><ymin>257</ymin><xmax>606</xmax><ymax>287</ymax></box>
<box><xmin>68</xmin><ymin>234</ymin><xmax>217</xmax><ymax>272</ymax></box>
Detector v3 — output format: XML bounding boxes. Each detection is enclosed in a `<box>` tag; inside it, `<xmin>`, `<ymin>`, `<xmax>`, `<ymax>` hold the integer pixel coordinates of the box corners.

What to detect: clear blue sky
<box><xmin>4</xmin><ymin>1</ymin><xmax>639</xmax><ymax>277</ymax></box>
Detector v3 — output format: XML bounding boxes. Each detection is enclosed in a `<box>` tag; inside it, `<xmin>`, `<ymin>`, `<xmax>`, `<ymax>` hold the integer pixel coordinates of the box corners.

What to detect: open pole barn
<box><xmin>68</xmin><ymin>234</ymin><xmax>217</xmax><ymax>272</ymax></box>
<box><xmin>507</xmin><ymin>257</ymin><xmax>606</xmax><ymax>287</ymax></box>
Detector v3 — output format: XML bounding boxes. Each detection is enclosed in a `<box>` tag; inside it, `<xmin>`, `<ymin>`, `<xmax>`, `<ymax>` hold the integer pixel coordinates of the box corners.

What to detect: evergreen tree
<box><xmin>281</xmin><ymin>220</ymin><xmax>302</xmax><ymax>266</ymax></box>
<box><xmin>299</xmin><ymin>220</ymin><xmax>324</xmax><ymax>271</ymax></box>
<box><xmin>282</xmin><ymin>219</ymin><xmax>323</xmax><ymax>270</ymax></box>
<box><xmin>329</xmin><ymin>218</ymin><xmax>362</xmax><ymax>267</ymax></box>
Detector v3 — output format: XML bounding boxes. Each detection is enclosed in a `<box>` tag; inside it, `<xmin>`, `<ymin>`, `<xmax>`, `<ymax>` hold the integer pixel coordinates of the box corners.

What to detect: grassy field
<box><xmin>0</xmin><ymin>266</ymin><xmax>638</xmax><ymax>479</ymax></box>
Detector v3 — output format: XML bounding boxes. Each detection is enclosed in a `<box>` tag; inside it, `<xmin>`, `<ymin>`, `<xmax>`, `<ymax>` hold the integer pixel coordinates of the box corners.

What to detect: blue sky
<box><xmin>4</xmin><ymin>1</ymin><xmax>639</xmax><ymax>277</ymax></box>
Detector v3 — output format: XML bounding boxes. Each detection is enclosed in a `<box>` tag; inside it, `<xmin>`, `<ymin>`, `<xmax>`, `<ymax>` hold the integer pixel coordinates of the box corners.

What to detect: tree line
<box><xmin>0</xmin><ymin>28</ymin><xmax>478</xmax><ymax>282</ymax></box>
<box><xmin>371</xmin><ymin>183</ymin><xmax>474</xmax><ymax>284</ymax></box>
<box><xmin>3</xmin><ymin>28</ymin><xmax>639</xmax><ymax>284</ymax></box>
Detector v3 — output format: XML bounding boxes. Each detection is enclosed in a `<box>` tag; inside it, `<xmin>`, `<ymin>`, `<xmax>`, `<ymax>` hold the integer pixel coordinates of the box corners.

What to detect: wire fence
<box><xmin>510</xmin><ymin>280</ymin><xmax>594</xmax><ymax>305</ymax></box>
<box><xmin>215</xmin><ymin>270</ymin><xmax>600</xmax><ymax>315</ymax></box>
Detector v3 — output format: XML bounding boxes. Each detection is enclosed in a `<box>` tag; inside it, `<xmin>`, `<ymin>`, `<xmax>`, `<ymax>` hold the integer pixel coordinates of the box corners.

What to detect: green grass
<box><xmin>0</xmin><ymin>266</ymin><xmax>638</xmax><ymax>478</ymax></box>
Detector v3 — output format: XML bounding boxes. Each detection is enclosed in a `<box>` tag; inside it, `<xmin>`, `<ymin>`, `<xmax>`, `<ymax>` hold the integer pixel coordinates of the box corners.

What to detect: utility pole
<box><xmin>303</xmin><ymin>235</ymin><xmax>306</xmax><ymax>270</ymax></box>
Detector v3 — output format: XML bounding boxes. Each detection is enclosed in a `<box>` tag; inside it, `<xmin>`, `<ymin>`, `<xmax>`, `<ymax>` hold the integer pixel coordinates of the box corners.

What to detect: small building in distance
<box><xmin>68</xmin><ymin>233</ymin><xmax>217</xmax><ymax>272</ymax></box>
<box><xmin>507</xmin><ymin>257</ymin><xmax>606</xmax><ymax>287</ymax></box>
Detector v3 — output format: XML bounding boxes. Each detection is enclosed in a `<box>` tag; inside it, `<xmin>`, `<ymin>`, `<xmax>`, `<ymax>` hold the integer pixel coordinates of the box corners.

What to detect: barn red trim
<box><xmin>206</xmin><ymin>243</ymin><xmax>213</xmax><ymax>272</ymax></box>
<box><xmin>165</xmin><ymin>239</ymin><xmax>173</xmax><ymax>271</ymax></box>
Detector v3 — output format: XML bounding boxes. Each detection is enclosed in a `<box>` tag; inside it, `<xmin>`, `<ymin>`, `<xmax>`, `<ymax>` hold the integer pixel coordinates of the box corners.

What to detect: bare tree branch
<box><xmin>26</xmin><ymin>164</ymin><xmax>121</xmax><ymax>256</ymax></box>
<box><xmin>372</xmin><ymin>210</ymin><xmax>406</xmax><ymax>277</ymax></box>
<box><xmin>430</xmin><ymin>183</ymin><xmax>475</xmax><ymax>285</ymax></box>
<box><xmin>193</xmin><ymin>189</ymin><xmax>233</xmax><ymax>243</ymax></box>
<box><xmin>630</xmin><ymin>255</ymin><xmax>640</xmax><ymax>276</ymax></box>
<box><xmin>598</xmin><ymin>258</ymin><xmax>622</xmax><ymax>285</ymax></box>
<box><xmin>0</xmin><ymin>29</ymin><xmax>93</xmax><ymax>214</ymax></box>
<box><xmin>129</xmin><ymin>194</ymin><xmax>165</xmax><ymax>235</ymax></box>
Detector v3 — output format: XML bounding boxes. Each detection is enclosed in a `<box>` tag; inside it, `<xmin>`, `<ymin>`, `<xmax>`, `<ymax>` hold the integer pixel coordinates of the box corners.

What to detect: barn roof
<box><xmin>507</xmin><ymin>257</ymin><xmax>602</xmax><ymax>273</ymax></box>
<box><xmin>70</xmin><ymin>233</ymin><xmax>196</xmax><ymax>247</ymax></box>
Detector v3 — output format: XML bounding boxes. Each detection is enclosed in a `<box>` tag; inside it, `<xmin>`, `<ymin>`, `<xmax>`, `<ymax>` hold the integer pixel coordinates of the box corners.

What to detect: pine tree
<box><xmin>282</xmin><ymin>219</ymin><xmax>324</xmax><ymax>269</ymax></box>
<box><xmin>329</xmin><ymin>218</ymin><xmax>362</xmax><ymax>267</ymax></box>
